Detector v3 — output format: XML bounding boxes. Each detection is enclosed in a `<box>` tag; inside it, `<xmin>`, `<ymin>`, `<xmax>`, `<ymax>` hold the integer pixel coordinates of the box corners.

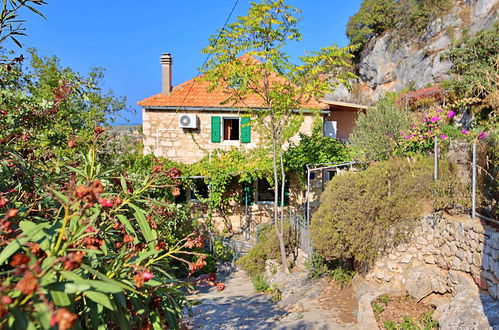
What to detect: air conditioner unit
<box><xmin>179</xmin><ymin>114</ymin><xmax>198</xmax><ymax>129</ymax></box>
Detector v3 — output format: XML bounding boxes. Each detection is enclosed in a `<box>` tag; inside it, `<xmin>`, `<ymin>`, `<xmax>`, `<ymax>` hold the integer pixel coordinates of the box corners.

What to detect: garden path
<box><xmin>186</xmin><ymin>267</ymin><xmax>358</xmax><ymax>329</ymax></box>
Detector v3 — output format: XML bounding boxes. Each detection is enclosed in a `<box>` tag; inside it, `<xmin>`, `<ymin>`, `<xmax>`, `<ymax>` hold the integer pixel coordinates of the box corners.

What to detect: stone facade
<box><xmin>142</xmin><ymin>108</ymin><xmax>317</xmax><ymax>164</ymax></box>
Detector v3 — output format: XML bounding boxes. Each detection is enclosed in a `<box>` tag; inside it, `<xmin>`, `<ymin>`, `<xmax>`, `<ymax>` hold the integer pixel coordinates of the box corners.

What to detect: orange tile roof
<box><xmin>137</xmin><ymin>57</ymin><xmax>327</xmax><ymax>110</ymax></box>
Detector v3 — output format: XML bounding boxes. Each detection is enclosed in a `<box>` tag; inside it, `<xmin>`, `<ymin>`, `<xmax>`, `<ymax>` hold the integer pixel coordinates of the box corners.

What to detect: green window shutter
<box><xmin>241</xmin><ymin>181</ymin><xmax>254</xmax><ymax>206</ymax></box>
<box><xmin>211</xmin><ymin>116</ymin><xmax>221</xmax><ymax>143</ymax></box>
<box><xmin>240</xmin><ymin>117</ymin><xmax>251</xmax><ymax>143</ymax></box>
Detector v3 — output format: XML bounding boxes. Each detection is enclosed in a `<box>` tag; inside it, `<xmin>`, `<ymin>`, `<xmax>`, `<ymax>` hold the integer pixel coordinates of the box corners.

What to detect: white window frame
<box><xmin>222</xmin><ymin>117</ymin><xmax>240</xmax><ymax>142</ymax></box>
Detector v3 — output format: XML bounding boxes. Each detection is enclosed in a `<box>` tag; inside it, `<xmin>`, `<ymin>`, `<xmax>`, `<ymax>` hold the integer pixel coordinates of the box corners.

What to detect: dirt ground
<box><xmin>374</xmin><ymin>295</ymin><xmax>436</xmax><ymax>328</ymax></box>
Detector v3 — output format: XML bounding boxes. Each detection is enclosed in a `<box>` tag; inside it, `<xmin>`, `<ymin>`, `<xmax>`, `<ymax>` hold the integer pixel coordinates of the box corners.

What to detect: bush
<box><xmin>305</xmin><ymin>253</ymin><xmax>356</xmax><ymax>287</ymax></box>
<box><xmin>311</xmin><ymin>157</ymin><xmax>468</xmax><ymax>268</ymax></box>
<box><xmin>237</xmin><ymin>243</ymin><xmax>267</xmax><ymax>277</ymax></box>
<box><xmin>238</xmin><ymin>220</ymin><xmax>297</xmax><ymax>277</ymax></box>
<box><xmin>350</xmin><ymin>96</ymin><xmax>412</xmax><ymax>161</ymax></box>
<box><xmin>252</xmin><ymin>273</ymin><xmax>270</xmax><ymax>292</ymax></box>
<box><xmin>442</xmin><ymin>23</ymin><xmax>499</xmax><ymax>122</ymax></box>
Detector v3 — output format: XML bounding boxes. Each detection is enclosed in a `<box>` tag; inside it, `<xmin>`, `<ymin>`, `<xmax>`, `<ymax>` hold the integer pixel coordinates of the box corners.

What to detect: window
<box><xmin>189</xmin><ymin>179</ymin><xmax>209</xmax><ymax>201</ymax></box>
<box><xmin>211</xmin><ymin>116</ymin><xmax>251</xmax><ymax>144</ymax></box>
<box><xmin>223</xmin><ymin>118</ymin><xmax>240</xmax><ymax>141</ymax></box>
<box><xmin>254</xmin><ymin>178</ymin><xmax>289</xmax><ymax>205</ymax></box>
<box><xmin>256</xmin><ymin>178</ymin><xmax>274</xmax><ymax>203</ymax></box>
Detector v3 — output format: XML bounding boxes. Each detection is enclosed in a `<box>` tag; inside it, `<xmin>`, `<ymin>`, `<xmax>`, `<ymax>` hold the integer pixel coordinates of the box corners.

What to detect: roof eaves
<box><xmin>143</xmin><ymin>106</ymin><xmax>328</xmax><ymax>114</ymax></box>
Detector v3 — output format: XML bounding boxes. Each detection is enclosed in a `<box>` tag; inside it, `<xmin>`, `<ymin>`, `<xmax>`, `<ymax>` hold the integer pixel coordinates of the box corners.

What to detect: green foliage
<box><xmin>311</xmin><ymin>157</ymin><xmax>468</xmax><ymax>267</ymax></box>
<box><xmin>346</xmin><ymin>0</ymin><xmax>399</xmax><ymax>49</ymax></box>
<box><xmin>252</xmin><ymin>273</ymin><xmax>270</xmax><ymax>292</ymax></box>
<box><xmin>0</xmin><ymin>49</ymin><xmax>126</xmax><ymax>160</ymax></box>
<box><xmin>372</xmin><ymin>302</ymin><xmax>385</xmax><ymax>318</ymax></box>
<box><xmin>285</xmin><ymin>120</ymin><xmax>352</xmax><ymax>176</ymax></box>
<box><xmin>350</xmin><ymin>96</ymin><xmax>412</xmax><ymax>161</ymax></box>
<box><xmin>237</xmin><ymin>244</ymin><xmax>267</xmax><ymax>277</ymax></box>
<box><xmin>0</xmin><ymin>135</ymin><xmax>202</xmax><ymax>329</ymax></box>
<box><xmin>237</xmin><ymin>220</ymin><xmax>297</xmax><ymax>276</ymax></box>
<box><xmin>347</xmin><ymin>0</ymin><xmax>451</xmax><ymax>54</ymax></box>
<box><xmin>213</xmin><ymin>238</ymin><xmax>235</xmax><ymax>262</ymax></box>
<box><xmin>305</xmin><ymin>253</ymin><xmax>356</xmax><ymax>287</ymax></box>
<box><xmin>442</xmin><ymin>23</ymin><xmax>499</xmax><ymax>124</ymax></box>
<box><xmin>0</xmin><ymin>0</ymin><xmax>46</xmax><ymax>47</ymax></box>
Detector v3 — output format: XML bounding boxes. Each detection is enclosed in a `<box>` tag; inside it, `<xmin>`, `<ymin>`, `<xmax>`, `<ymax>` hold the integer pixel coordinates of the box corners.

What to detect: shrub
<box><xmin>442</xmin><ymin>23</ymin><xmax>499</xmax><ymax>123</ymax></box>
<box><xmin>237</xmin><ymin>244</ymin><xmax>267</xmax><ymax>277</ymax></box>
<box><xmin>305</xmin><ymin>253</ymin><xmax>356</xmax><ymax>287</ymax></box>
<box><xmin>0</xmin><ymin>140</ymin><xmax>203</xmax><ymax>328</ymax></box>
<box><xmin>238</xmin><ymin>220</ymin><xmax>297</xmax><ymax>277</ymax></box>
<box><xmin>311</xmin><ymin>157</ymin><xmax>468</xmax><ymax>267</ymax></box>
<box><xmin>285</xmin><ymin>120</ymin><xmax>352</xmax><ymax>178</ymax></box>
<box><xmin>350</xmin><ymin>96</ymin><xmax>412</xmax><ymax>161</ymax></box>
<box><xmin>252</xmin><ymin>273</ymin><xmax>270</xmax><ymax>292</ymax></box>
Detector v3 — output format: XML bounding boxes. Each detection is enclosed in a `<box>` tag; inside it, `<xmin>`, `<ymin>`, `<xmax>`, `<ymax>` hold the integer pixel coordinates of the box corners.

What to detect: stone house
<box><xmin>138</xmin><ymin>53</ymin><xmax>367</xmax><ymax>232</ymax></box>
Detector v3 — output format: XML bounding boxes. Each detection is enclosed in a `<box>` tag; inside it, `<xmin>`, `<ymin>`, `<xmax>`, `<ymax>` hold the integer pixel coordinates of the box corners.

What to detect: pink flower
<box><xmin>0</xmin><ymin>111</ymin><xmax>7</xmax><ymax>115</ymax></box>
<box><xmin>447</xmin><ymin>111</ymin><xmax>455</xmax><ymax>118</ymax></box>
<box><xmin>98</xmin><ymin>199</ymin><xmax>113</xmax><ymax>207</ymax></box>
<box><xmin>399</xmin><ymin>131</ymin><xmax>405</xmax><ymax>136</ymax></box>
<box><xmin>404</xmin><ymin>136</ymin><xmax>410</xmax><ymax>140</ymax></box>
<box><xmin>461</xmin><ymin>129</ymin><xmax>469</xmax><ymax>135</ymax></box>
<box><xmin>430</xmin><ymin>116</ymin><xmax>441</xmax><ymax>123</ymax></box>
<box><xmin>437</xmin><ymin>108</ymin><xmax>442</xmax><ymax>113</ymax></box>
<box><xmin>142</xmin><ymin>272</ymin><xmax>154</xmax><ymax>280</ymax></box>
<box><xmin>85</xmin><ymin>226</ymin><xmax>95</xmax><ymax>233</ymax></box>
<box><xmin>412</xmin><ymin>124</ymin><xmax>417</xmax><ymax>127</ymax></box>
<box><xmin>440</xmin><ymin>134</ymin><xmax>448</xmax><ymax>140</ymax></box>
<box><xmin>478</xmin><ymin>131</ymin><xmax>487</xmax><ymax>140</ymax></box>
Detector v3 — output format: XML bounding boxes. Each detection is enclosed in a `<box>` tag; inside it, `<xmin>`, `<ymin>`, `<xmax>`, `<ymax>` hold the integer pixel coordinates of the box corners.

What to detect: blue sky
<box><xmin>14</xmin><ymin>0</ymin><xmax>362</xmax><ymax>125</ymax></box>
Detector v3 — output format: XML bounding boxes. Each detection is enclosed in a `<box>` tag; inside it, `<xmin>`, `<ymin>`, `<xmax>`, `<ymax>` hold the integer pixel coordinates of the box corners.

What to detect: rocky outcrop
<box><xmin>330</xmin><ymin>0</ymin><xmax>498</xmax><ymax>104</ymax></box>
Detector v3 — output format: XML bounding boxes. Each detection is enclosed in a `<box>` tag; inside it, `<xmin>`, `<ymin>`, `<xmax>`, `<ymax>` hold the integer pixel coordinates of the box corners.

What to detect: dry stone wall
<box><xmin>367</xmin><ymin>213</ymin><xmax>499</xmax><ymax>300</ymax></box>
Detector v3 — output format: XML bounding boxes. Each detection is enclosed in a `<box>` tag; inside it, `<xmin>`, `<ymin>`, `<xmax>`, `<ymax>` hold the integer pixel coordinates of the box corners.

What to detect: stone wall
<box><xmin>142</xmin><ymin>108</ymin><xmax>316</xmax><ymax>164</ymax></box>
<box><xmin>367</xmin><ymin>213</ymin><xmax>499</xmax><ymax>300</ymax></box>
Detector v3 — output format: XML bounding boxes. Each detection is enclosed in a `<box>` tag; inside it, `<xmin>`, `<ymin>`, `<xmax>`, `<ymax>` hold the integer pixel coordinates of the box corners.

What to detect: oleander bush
<box><xmin>0</xmin><ymin>50</ymin><xmax>202</xmax><ymax>329</ymax></box>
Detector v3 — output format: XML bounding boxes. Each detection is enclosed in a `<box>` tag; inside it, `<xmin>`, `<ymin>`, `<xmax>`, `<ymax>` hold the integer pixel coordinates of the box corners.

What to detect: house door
<box><xmin>323</xmin><ymin>121</ymin><xmax>337</xmax><ymax>138</ymax></box>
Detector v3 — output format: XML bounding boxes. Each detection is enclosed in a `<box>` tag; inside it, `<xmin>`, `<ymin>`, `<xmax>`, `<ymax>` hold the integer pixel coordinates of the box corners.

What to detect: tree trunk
<box><xmin>271</xmin><ymin>119</ymin><xmax>289</xmax><ymax>273</ymax></box>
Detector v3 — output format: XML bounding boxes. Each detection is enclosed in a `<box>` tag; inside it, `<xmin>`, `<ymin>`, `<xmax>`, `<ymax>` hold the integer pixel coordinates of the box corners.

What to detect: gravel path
<box><xmin>186</xmin><ymin>268</ymin><xmax>358</xmax><ymax>329</ymax></box>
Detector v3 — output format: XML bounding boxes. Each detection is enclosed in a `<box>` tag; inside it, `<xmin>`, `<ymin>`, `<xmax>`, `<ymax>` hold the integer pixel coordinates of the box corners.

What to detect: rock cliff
<box><xmin>330</xmin><ymin>0</ymin><xmax>498</xmax><ymax>104</ymax></box>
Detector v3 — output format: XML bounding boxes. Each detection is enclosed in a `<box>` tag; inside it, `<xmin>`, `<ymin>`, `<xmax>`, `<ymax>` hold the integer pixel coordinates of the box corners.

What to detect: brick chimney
<box><xmin>160</xmin><ymin>53</ymin><xmax>172</xmax><ymax>95</ymax></box>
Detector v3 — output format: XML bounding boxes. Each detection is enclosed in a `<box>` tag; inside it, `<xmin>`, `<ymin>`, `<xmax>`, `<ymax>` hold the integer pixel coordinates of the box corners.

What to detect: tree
<box><xmin>350</xmin><ymin>96</ymin><xmax>411</xmax><ymax>161</ymax></box>
<box><xmin>202</xmin><ymin>0</ymin><xmax>355</xmax><ymax>272</ymax></box>
<box><xmin>442</xmin><ymin>23</ymin><xmax>499</xmax><ymax>124</ymax></box>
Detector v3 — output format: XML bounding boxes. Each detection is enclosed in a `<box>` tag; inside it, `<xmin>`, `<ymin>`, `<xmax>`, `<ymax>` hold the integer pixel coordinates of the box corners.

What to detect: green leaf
<box><xmin>59</xmin><ymin>271</ymin><xmax>122</xmax><ymax>293</ymax></box>
<box><xmin>130</xmin><ymin>204</ymin><xmax>157</xmax><ymax>246</ymax></box>
<box><xmin>0</xmin><ymin>222</ymin><xmax>48</xmax><ymax>265</ymax></box>
<box><xmin>116</xmin><ymin>214</ymin><xmax>138</xmax><ymax>242</ymax></box>
<box><xmin>80</xmin><ymin>264</ymin><xmax>139</xmax><ymax>294</ymax></box>
<box><xmin>45</xmin><ymin>281</ymin><xmax>91</xmax><ymax>293</ymax></box>
<box><xmin>47</xmin><ymin>187</ymin><xmax>69</xmax><ymax>204</ymax></box>
<box><xmin>50</xmin><ymin>290</ymin><xmax>71</xmax><ymax>307</ymax></box>
<box><xmin>11</xmin><ymin>307</ymin><xmax>36</xmax><ymax>330</ymax></box>
<box><xmin>84</xmin><ymin>291</ymin><xmax>115</xmax><ymax>311</ymax></box>
<box><xmin>131</xmin><ymin>249</ymin><xmax>159</xmax><ymax>265</ymax></box>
